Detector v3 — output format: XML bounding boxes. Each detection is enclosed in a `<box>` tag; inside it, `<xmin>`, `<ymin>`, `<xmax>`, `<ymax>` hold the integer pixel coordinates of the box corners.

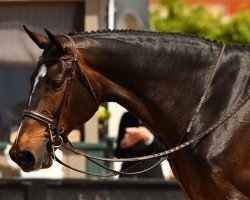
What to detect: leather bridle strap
<box><xmin>61</xmin><ymin>94</ymin><xmax>249</xmax><ymax>162</ymax></box>
<box><xmin>54</xmin><ymin>154</ymin><xmax>168</xmax><ymax>177</ymax></box>
<box><xmin>173</xmin><ymin>44</ymin><xmax>226</xmax><ymax>154</ymax></box>
<box><xmin>187</xmin><ymin>44</ymin><xmax>226</xmax><ymax>133</ymax></box>
<box><xmin>65</xmin><ymin>35</ymin><xmax>99</xmax><ymax>108</ymax></box>
<box><xmin>52</xmin><ymin>93</ymin><xmax>248</xmax><ymax>178</ymax></box>
<box><xmin>23</xmin><ymin>110</ymin><xmax>57</xmax><ymax>129</ymax></box>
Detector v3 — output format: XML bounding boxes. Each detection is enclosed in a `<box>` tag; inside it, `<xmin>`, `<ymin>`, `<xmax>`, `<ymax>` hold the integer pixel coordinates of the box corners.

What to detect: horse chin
<box><xmin>20</xmin><ymin>162</ymin><xmax>43</xmax><ymax>173</ymax></box>
<box><xmin>19</xmin><ymin>159</ymin><xmax>52</xmax><ymax>173</ymax></box>
<box><xmin>41</xmin><ymin>155</ymin><xmax>53</xmax><ymax>169</ymax></box>
<box><xmin>20</xmin><ymin>150</ymin><xmax>53</xmax><ymax>172</ymax></box>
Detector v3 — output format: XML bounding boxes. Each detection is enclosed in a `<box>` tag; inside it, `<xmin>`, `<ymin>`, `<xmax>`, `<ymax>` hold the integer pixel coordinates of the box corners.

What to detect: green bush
<box><xmin>218</xmin><ymin>12</ymin><xmax>250</xmax><ymax>44</ymax></box>
<box><xmin>150</xmin><ymin>0</ymin><xmax>250</xmax><ymax>44</ymax></box>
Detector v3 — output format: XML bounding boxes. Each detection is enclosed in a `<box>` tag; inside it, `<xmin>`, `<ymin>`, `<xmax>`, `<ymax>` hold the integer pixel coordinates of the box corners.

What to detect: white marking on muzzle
<box><xmin>28</xmin><ymin>64</ymin><xmax>47</xmax><ymax>106</ymax></box>
<box><xmin>15</xmin><ymin>121</ymin><xmax>23</xmax><ymax>143</ymax></box>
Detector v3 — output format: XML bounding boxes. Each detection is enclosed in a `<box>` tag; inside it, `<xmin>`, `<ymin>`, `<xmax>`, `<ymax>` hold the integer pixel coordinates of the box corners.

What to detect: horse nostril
<box><xmin>9</xmin><ymin>147</ymin><xmax>18</xmax><ymax>163</ymax></box>
<box><xmin>16</xmin><ymin>150</ymin><xmax>35</xmax><ymax>168</ymax></box>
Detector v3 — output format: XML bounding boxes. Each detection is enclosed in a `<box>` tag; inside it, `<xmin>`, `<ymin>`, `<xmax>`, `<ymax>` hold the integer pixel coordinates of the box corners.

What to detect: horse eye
<box><xmin>50</xmin><ymin>80</ymin><xmax>63</xmax><ymax>89</ymax></box>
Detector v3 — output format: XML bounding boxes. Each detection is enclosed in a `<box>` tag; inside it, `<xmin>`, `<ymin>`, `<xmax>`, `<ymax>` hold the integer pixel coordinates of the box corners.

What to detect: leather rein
<box><xmin>23</xmin><ymin>35</ymin><xmax>250</xmax><ymax>177</ymax></box>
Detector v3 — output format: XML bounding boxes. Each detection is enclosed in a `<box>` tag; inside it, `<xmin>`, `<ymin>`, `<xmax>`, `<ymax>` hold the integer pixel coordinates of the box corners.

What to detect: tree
<box><xmin>150</xmin><ymin>0</ymin><xmax>250</xmax><ymax>44</ymax></box>
<box><xmin>219</xmin><ymin>12</ymin><xmax>250</xmax><ymax>44</ymax></box>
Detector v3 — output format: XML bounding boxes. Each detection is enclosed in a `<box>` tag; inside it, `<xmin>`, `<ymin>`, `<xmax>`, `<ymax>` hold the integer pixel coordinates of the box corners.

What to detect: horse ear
<box><xmin>44</xmin><ymin>28</ymin><xmax>64</xmax><ymax>52</ymax></box>
<box><xmin>23</xmin><ymin>25</ymin><xmax>48</xmax><ymax>49</ymax></box>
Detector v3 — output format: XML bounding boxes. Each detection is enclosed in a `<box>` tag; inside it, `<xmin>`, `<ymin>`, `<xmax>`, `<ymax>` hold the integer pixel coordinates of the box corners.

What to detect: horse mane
<box><xmin>68</xmin><ymin>29</ymin><xmax>250</xmax><ymax>50</ymax></box>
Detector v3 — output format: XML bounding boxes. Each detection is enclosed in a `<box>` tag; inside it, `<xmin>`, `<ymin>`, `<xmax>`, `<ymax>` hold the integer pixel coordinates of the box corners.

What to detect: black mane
<box><xmin>68</xmin><ymin>29</ymin><xmax>250</xmax><ymax>50</ymax></box>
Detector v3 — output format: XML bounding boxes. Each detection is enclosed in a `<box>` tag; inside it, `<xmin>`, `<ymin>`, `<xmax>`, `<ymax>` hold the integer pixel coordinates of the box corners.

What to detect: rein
<box><xmin>23</xmin><ymin>36</ymin><xmax>250</xmax><ymax>177</ymax></box>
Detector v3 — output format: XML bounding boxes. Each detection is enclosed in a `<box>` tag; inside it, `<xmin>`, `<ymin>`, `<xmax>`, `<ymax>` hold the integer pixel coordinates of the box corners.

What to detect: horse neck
<box><xmin>77</xmin><ymin>33</ymin><xmax>222</xmax><ymax>147</ymax></box>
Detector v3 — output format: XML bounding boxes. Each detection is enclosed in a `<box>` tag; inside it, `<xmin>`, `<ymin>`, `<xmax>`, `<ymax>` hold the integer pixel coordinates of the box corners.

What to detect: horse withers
<box><xmin>10</xmin><ymin>27</ymin><xmax>249</xmax><ymax>199</ymax></box>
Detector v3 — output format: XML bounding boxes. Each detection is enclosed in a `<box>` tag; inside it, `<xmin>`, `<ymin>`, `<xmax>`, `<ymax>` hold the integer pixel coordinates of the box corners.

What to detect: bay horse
<box><xmin>9</xmin><ymin>27</ymin><xmax>249</xmax><ymax>199</ymax></box>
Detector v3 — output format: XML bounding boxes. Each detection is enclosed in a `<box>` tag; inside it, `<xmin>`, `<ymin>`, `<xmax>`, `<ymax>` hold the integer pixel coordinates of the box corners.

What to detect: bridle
<box><xmin>23</xmin><ymin>35</ymin><xmax>250</xmax><ymax>178</ymax></box>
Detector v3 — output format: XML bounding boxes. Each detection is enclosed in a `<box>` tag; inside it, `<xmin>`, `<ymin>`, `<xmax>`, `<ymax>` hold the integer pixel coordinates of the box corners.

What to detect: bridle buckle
<box><xmin>52</xmin><ymin>135</ymin><xmax>63</xmax><ymax>148</ymax></box>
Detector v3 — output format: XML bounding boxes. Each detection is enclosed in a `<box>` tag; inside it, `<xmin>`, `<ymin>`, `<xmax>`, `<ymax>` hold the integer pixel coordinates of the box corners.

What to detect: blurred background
<box><xmin>0</xmin><ymin>0</ymin><xmax>249</xmax><ymax>199</ymax></box>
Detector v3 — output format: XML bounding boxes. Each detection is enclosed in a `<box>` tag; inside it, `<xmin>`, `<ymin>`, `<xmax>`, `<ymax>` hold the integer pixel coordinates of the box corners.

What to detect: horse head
<box><xmin>9</xmin><ymin>27</ymin><xmax>99</xmax><ymax>172</ymax></box>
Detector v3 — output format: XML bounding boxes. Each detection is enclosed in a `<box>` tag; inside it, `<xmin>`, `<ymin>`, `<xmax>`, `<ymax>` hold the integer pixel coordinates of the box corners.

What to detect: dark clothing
<box><xmin>114</xmin><ymin>112</ymin><xmax>166</xmax><ymax>178</ymax></box>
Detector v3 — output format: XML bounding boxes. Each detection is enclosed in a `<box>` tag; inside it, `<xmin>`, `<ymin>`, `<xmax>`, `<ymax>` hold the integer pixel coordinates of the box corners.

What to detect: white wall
<box><xmin>108</xmin><ymin>103</ymin><xmax>126</xmax><ymax>138</ymax></box>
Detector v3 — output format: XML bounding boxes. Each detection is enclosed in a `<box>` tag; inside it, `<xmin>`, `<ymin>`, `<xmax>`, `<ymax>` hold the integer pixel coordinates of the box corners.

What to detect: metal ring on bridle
<box><xmin>52</xmin><ymin>135</ymin><xmax>63</xmax><ymax>148</ymax></box>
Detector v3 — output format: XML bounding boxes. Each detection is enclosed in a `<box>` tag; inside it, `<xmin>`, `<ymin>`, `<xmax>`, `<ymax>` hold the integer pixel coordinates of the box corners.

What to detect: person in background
<box><xmin>114</xmin><ymin>112</ymin><xmax>166</xmax><ymax>178</ymax></box>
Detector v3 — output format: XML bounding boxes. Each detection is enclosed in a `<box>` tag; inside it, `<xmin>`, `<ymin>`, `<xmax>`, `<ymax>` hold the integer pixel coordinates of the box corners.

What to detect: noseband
<box><xmin>22</xmin><ymin>38</ymin><xmax>250</xmax><ymax>178</ymax></box>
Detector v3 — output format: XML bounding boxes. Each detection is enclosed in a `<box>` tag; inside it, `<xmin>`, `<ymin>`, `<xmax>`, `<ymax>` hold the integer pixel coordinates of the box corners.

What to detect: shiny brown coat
<box><xmin>10</xmin><ymin>29</ymin><xmax>250</xmax><ymax>199</ymax></box>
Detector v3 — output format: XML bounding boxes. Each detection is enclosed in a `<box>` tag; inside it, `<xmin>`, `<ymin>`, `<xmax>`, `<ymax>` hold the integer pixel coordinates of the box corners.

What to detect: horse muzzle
<box><xmin>9</xmin><ymin>139</ymin><xmax>53</xmax><ymax>172</ymax></box>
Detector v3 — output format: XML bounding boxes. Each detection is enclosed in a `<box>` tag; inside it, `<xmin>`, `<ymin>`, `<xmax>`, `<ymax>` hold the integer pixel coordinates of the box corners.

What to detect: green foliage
<box><xmin>218</xmin><ymin>12</ymin><xmax>250</xmax><ymax>44</ymax></box>
<box><xmin>150</xmin><ymin>0</ymin><xmax>250</xmax><ymax>44</ymax></box>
